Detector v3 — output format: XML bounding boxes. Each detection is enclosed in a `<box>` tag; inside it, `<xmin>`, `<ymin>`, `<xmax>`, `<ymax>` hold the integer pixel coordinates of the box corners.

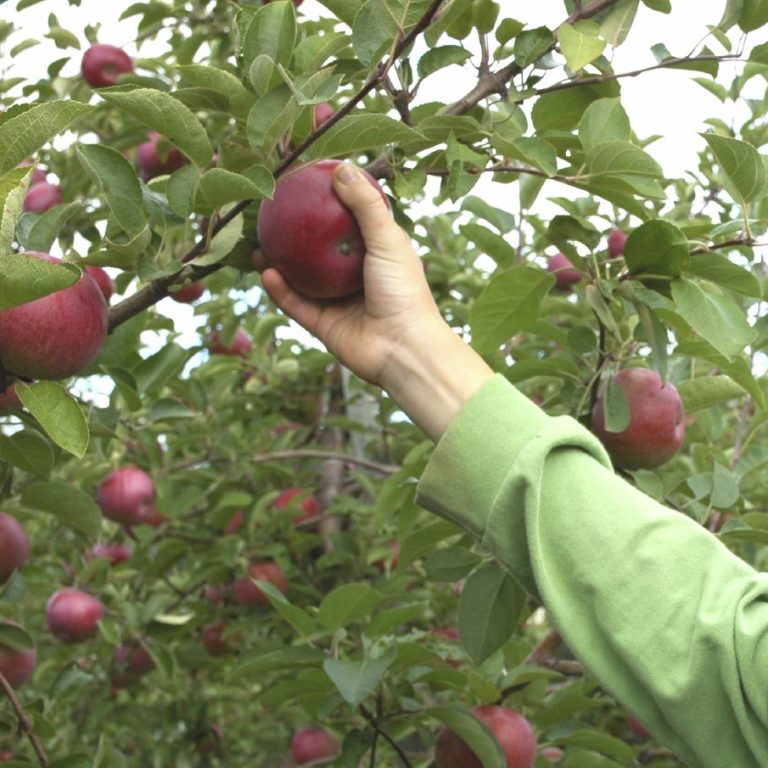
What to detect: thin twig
<box><xmin>360</xmin><ymin>704</ymin><xmax>413</xmax><ymax>768</ymax></box>
<box><xmin>251</xmin><ymin>449</ymin><xmax>399</xmax><ymax>475</ymax></box>
<box><xmin>0</xmin><ymin>670</ymin><xmax>49</xmax><ymax>766</ymax></box>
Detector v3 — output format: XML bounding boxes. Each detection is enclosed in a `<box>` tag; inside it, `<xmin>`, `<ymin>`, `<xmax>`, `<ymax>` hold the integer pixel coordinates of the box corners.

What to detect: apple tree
<box><xmin>0</xmin><ymin>0</ymin><xmax>767</xmax><ymax>766</ymax></box>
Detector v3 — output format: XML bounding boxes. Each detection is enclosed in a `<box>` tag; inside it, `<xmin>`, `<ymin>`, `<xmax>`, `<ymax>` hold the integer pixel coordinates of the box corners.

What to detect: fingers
<box><xmin>261</xmin><ymin>268</ymin><xmax>321</xmax><ymax>334</ymax></box>
<box><xmin>332</xmin><ymin>163</ymin><xmax>403</xmax><ymax>250</ymax></box>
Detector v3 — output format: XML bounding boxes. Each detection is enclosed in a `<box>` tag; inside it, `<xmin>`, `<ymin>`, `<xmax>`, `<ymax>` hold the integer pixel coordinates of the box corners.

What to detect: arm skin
<box><xmin>263</xmin><ymin>163</ymin><xmax>768</xmax><ymax>767</ymax></box>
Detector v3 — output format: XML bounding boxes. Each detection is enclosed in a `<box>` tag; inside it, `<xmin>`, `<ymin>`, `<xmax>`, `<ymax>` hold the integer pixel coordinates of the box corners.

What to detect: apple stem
<box><xmin>0</xmin><ymin>670</ymin><xmax>49</xmax><ymax>766</ymax></box>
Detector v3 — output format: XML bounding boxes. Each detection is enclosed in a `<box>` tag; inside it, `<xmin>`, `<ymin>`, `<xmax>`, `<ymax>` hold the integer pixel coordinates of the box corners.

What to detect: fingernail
<box><xmin>337</xmin><ymin>163</ymin><xmax>357</xmax><ymax>184</ymax></box>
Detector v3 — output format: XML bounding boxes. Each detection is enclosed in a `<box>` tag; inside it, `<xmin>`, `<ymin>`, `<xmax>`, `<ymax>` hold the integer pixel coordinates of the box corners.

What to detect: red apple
<box><xmin>169</xmin><ymin>281</ymin><xmax>204</xmax><ymax>303</ymax></box>
<box><xmin>435</xmin><ymin>705</ymin><xmax>537</xmax><ymax>768</ymax></box>
<box><xmin>0</xmin><ymin>252</ymin><xmax>108</xmax><ymax>380</ymax></box>
<box><xmin>0</xmin><ymin>750</ymin><xmax>15</xmax><ymax>762</ymax></box>
<box><xmin>232</xmin><ymin>562</ymin><xmax>288</xmax><ymax>606</ymax></box>
<box><xmin>81</xmin><ymin>43</ymin><xmax>134</xmax><ymax>88</ymax></box>
<box><xmin>88</xmin><ymin>542</ymin><xmax>132</xmax><ymax>565</ymax></box>
<box><xmin>607</xmin><ymin>229</ymin><xmax>628</xmax><ymax>258</ymax></box>
<box><xmin>136</xmin><ymin>131</ymin><xmax>187</xmax><ymax>181</ymax></box>
<box><xmin>18</xmin><ymin>161</ymin><xmax>47</xmax><ymax>185</ymax></box>
<box><xmin>202</xmin><ymin>621</ymin><xmax>240</xmax><ymax>656</ymax></box>
<box><xmin>208</xmin><ymin>328</ymin><xmax>252</xmax><ymax>358</ymax></box>
<box><xmin>257</xmin><ymin>159</ymin><xmax>388</xmax><ymax>299</ymax></box>
<box><xmin>291</xmin><ymin>726</ymin><xmax>339</xmax><ymax>765</ymax></box>
<box><xmin>224</xmin><ymin>510</ymin><xmax>244</xmax><ymax>535</ymax></box>
<box><xmin>546</xmin><ymin>252</ymin><xmax>582</xmax><ymax>291</ymax></box>
<box><xmin>112</xmin><ymin>642</ymin><xmax>154</xmax><ymax>686</ymax></box>
<box><xmin>96</xmin><ymin>467</ymin><xmax>156</xmax><ymax>527</ymax></box>
<box><xmin>627</xmin><ymin>714</ymin><xmax>651</xmax><ymax>740</ymax></box>
<box><xmin>85</xmin><ymin>266</ymin><xmax>115</xmax><ymax>301</ymax></box>
<box><xmin>23</xmin><ymin>182</ymin><xmax>62</xmax><ymax>213</ymax></box>
<box><xmin>0</xmin><ymin>622</ymin><xmax>36</xmax><ymax>689</ymax></box>
<box><xmin>46</xmin><ymin>588</ymin><xmax>104</xmax><ymax>643</ymax></box>
<box><xmin>203</xmin><ymin>584</ymin><xmax>225</xmax><ymax>604</ymax></box>
<box><xmin>312</xmin><ymin>102</ymin><xmax>335</xmax><ymax>130</ymax></box>
<box><xmin>0</xmin><ymin>385</ymin><xmax>21</xmax><ymax>413</ymax></box>
<box><xmin>273</xmin><ymin>488</ymin><xmax>320</xmax><ymax>526</ymax></box>
<box><xmin>540</xmin><ymin>746</ymin><xmax>564</xmax><ymax>763</ymax></box>
<box><xmin>590</xmin><ymin>368</ymin><xmax>685</xmax><ymax>470</ymax></box>
<box><xmin>0</xmin><ymin>513</ymin><xmax>29</xmax><ymax>583</ymax></box>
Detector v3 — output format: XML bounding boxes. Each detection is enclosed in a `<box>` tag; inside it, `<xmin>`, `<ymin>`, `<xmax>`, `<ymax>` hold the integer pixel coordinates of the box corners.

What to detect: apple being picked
<box><xmin>257</xmin><ymin>159</ymin><xmax>388</xmax><ymax>299</ymax></box>
<box><xmin>96</xmin><ymin>467</ymin><xmax>156</xmax><ymax>526</ymax></box>
<box><xmin>435</xmin><ymin>705</ymin><xmax>537</xmax><ymax>768</ymax></box>
<box><xmin>46</xmin><ymin>588</ymin><xmax>104</xmax><ymax>643</ymax></box>
<box><xmin>23</xmin><ymin>182</ymin><xmax>62</xmax><ymax>213</ymax></box>
<box><xmin>232</xmin><ymin>562</ymin><xmax>288</xmax><ymax>606</ymax></box>
<box><xmin>81</xmin><ymin>43</ymin><xmax>134</xmax><ymax>88</ymax></box>
<box><xmin>0</xmin><ymin>513</ymin><xmax>29</xmax><ymax>583</ymax></box>
<box><xmin>546</xmin><ymin>252</ymin><xmax>582</xmax><ymax>291</ymax></box>
<box><xmin>291</xmin><ymin>726</ymin><xmax>340</xmax><ymax>765</ymax></box>
<box><xmin>590</xmin><ymin>368</ymin><xmax>685</xmax><ymax>470</ymax></box>
<box><xmin>0</xmin><ymin>252</ymin><xmax>108</xmax><ymax>380</ymax></box>
<box><xmin>0</xmin><ymin>621</ymin><xmax>36</xmax><ymax>689</ymax></box>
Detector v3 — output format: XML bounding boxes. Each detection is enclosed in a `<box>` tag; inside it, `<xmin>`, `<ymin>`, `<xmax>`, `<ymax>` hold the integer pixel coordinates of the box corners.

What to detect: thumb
<box><xmin>332</xmin><ymin>162</ymin><xmax>396</xmax><ymax>248</ymax></box>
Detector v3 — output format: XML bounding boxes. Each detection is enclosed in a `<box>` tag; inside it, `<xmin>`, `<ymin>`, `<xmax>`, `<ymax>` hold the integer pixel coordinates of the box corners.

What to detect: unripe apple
<box><xmin>23</xmin><ymin>182</ymin><xmax>62</xmax><ymax>213</ymax></box>
<box><xmin>208</xmin><ymin>328</ymin><xmax>252</xmax><ymax>358</ymax></box>
<box><xmin>46</xmin><ymin>588</ymin><xmax>104</xmax><ymax>643</ymax></box>
<box><xmin>136</xmin><ymin>131</ymin><xmax>187</xmax><ymax>181</ymax></box>
<box><xmin>232</xmin><ymin>562</ymin><xmax>287</xmax><ymax>606</ymax></box>
<box><xmin>81</xmin><ymin>43</ymin><xmax>134</xmax><ymax>88</ymax></box>
<box><xmin>607</xmin><ymin>228</ymin><xmax>628</xmax><ymax>258</ymax></box>
<box><xmin>0</xmin><ymin>385</ymin><xmax>21</xmax><ymax>413</ymax></box>
<box><xmin>96</xmin><ymin>467</ymin><xmax>156</xmax><ymax>526</ymax></box>
<box><xmin>88</xmin><ymin>542</ymin><xmax>132</xmax><ymax>565</ymax></box>
<box><xmin>169</xmin><ymin>281</ymin><xmax>205</xmax><ymax>303</ymax></box>
<box><xmin>0</xmin><ymin>513</ymin><xmax>29</xmax><ymax>583</ymax></box>
<box><xmin>546</xmin><ymin>252</ymin><xmax>582</xmax><ymax>291</ymax></box>
<box><xmin>435</xmin><ymin>705</ymin><xmax>537</xmax><ymax>768</ymax></box>
<box><xmin>0</xmin><ymin>252</ymin><xmax>108</xmax><ymax>380</ymax></box>
<box><xmin>590</xmin><ymin>368</ymin><xmax>685</xmax><ymax>470</ymax></box>
<box><xmin>273</xmin><ymin>488</ymin><xmax>320</xmax><ymax>526</ymax></box>
<box><xmin>112</xmin><ymin>642</ymin><xmax>154</xmax><ymax>686</ymax></box>
<box><xmin>0</xmin><ymin>622</ymin><xmax>36</xmax><ymax>689</ymax></box>
<box><xmin>257</xmin><ymin>159</ymin><xmax>388</xmax><ymax>299</ymax></box>
<box><xmin>291</xmin><ymin>726</ymin><xmax>340</xmax><ymax>765</ymax></box>
<box><xmin>85</xmin><ymin>266</ymin><xmax>115</xmax><ymax>302</ymax></box>
<box><xmin>202</xmin><ymin>621</ymin><xmax>240</xmax><ymax>656</ymax></box>
<box><xmin>312</xmin><ymin>102</ymin><xmax>335</xmax><ymax>130</ymax></box>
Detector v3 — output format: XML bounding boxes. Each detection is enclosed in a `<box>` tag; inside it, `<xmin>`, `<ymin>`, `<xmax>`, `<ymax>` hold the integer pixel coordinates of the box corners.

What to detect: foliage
<box><xmin>0</xmin><ymin>0</ymin><xmax>767</xmax><ymax>765</ymax></box>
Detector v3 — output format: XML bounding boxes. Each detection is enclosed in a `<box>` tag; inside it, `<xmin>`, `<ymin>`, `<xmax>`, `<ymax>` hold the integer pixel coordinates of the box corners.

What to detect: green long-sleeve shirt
<box><xmin>416</xmin><ymin>375</ymin><xmax>768</xmax><ymax>768</ymax></box>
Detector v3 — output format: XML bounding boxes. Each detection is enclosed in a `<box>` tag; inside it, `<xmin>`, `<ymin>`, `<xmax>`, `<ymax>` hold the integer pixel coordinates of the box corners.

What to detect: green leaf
<box><xmin>323</xmin><ymin>647</ymin><xmax>397</xmax><ymax>707</ymax></box>
<box><xmin>459</xmin><ymin>223</ymin><xmax>517</xmax><ymax>267</ymax></box>
<box><xmin>319</xmin><ymin>583</ymin><xmax>383</xmax><ymax>632</ymax></box>
<box><xmin>624</xmin><ymin>219</ymin><xmax>689</xmax><ymax>278</ymax></box>
<box><xmin>558</xmin><ymin>21</ymin><xmax>606</xmax><ymax>72</ymax></box>
<box><xmin>671</xmin><ymin>277</ymin><xmax>756</xmax><ymax>360</ymax></box>
<box><xmin>76</xmin><ymin>143</ymin><xmax>147</xmax><ymax>237</ymax></box>
<box><xmin>562</xmin><ymin>728</ymin><xmax>636</xmax><ymax>762</ymax></box>
<box><xmin>702</xmin><ymin>133</ymin><xmax>766</xmax><ymax>205</ymax></box>
<box><xmin>458</xmin><ymin>564</ymin><xmax>525</xmax><ymax>664</ymax></box>
<box><xmin>424</xmin><ymin>546</ymin><xmax>482</xmax><ymax>582</ymax></box>
<box><xmin>641</xmin><ymin>0</ymin><xmax>671</xmax><ymax>10</ymax></box>
<box><xmin>0</xmin><ymin>621</ymin><xmax>34</xmax><ymax>651</ymax></box>
<box><xmin>307</xmin><ymin>115</ymin><xmax>422</xmax><ymax>159</ymax></box>
<box><xmin>242</xmin><ymin>0</ymin><xmax>297</xmax><ymax>69</ymax></box>
<box><xmin>0</xmin><ymin>429</ymin><xmax>55</xmax><ymax>478</ymax></box>
<box><xmin>678</xmin><ymin>375</ymin><xmax>749</xmax><ymax>413</ymax></box>
<box><xmin>134</xmin><ymin>344</ymin><xmax>192</xmax><ymax>394</ymax></box>
<box><xmin>470</xmin><ymin>266</ymin><xmax>555</xmax><ymax>354</ymax></box>
<box><xmin>585</xmin><ymin>140</ymin><xmax>663</xmax><ymax>180</ymax></box>
<box><xmin>417</xmin><ymin>45</ymin><xmax>472</xmax><ymax>78</ymax></box>
<box><xmin>246</xmin><ymin>85</ymin><xmax>301</xmax><ymax>156</ymax></box>
<box><xmin>0</xmin><ymin>167</ymin><xmax>30</xmax><ymax>254</ymax></box>
<box><xmin>0</xmin><ymin>101</ymin><xmax>95</xmax><ymax>176</ymax></box>
<box><xmin>16</xmin><ymin>382</ymin><xmax>89</xmax><ymax>458</ymax></box>
<box><xmin>99</xmin><ymin>89</ymin><xmax>213</xmax><ymax>167</ymax></box>
<box><xmin>195</xmin><ymin>168</ymin><xmax>273</xmax><ymax>209</ymax></box>
<box><xmin>426</xmin><ymin>707</ymin><xmax>506</xmax><ymax>768</ymax></box>
<box><xmin>191</xmin><ymin>212</ymin><xmax>244</xmax><ymax>267</ymax></box>
<box><xmin>513</xmin><ymin>26</ymin><xmax>555</xmax><ymax>68</ymax></box>
<box><xmin>719</xmin><ymin>0</ymin><xmax>744</xmax><ymax>30</ymax></box>
<box><xmin>603</xmin><ymin>375</ymin><xmax>631</xmax><ymax>432</ymax></box>
<box><xmin>0</xmin><ymin>253</ymin><xmax>80</xmax><ymax>310</ymax></box>
<box><xmin>600</xmin><ymin>0</ymin><xmax>639</xmax><ymax>46</ymax></box>
<box><xmin>685</xmin><ymin>252</ymin><xmax>762</xmax><ymax>297</ymax></box>
<box><xmin>740</xmin><ymin>0</ymin><xmax>768</xmax><ymax>30</ymax></box>
<box><xmin>22</xmin><ymin>201</ymin><xmax>83</xmax><ymax>254</ymax></box>
<box><xmin>21</xmin><ymin>481</ymin><xmax>101</xmax><ymax>538</ymax></box>
<box><xmin>578</xmin><ymin>98</ymin><xmax>632</xmax><ymax>152</ymax></box>
<box><xmin>176</xmin><ymin>64</ymin><xmax>253</xmax><ymax>118</ymax></box>
<box><xmin>353</xmin><ymin>0</ymin><xmax>434</xmax><ymax>66</ymax></box>
<box><xmin>255</xmin><ymin>581</ymin><xmax>317</xmax><ymax>637</ymax></box>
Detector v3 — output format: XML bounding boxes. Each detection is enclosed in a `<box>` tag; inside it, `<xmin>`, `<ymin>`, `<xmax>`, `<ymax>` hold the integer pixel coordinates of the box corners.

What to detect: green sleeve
<box><xmin>416</xmin><ymin>374</ymin><xmax>768</xmax><ymax>768</ymax></box>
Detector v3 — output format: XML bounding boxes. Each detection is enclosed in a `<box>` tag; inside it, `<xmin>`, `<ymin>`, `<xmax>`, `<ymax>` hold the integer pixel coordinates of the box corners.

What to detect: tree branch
<box><xmin>0</xmin><ymin>670</ymin><xmax>49</xmax><ymax>766</ymax></box>
<box><xmin>360</xmin><ymin>704</ymin><xmax>413</xmax><ymax>768</ymax></box>
<box><xmin>250</xmin><ymin>449</ymin><xmax>399</xmax><ymax>475</ymax></box>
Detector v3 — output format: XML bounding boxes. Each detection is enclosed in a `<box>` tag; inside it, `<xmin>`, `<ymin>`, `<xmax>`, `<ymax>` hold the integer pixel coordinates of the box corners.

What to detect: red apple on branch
<box><xmin>0</xmin><ymin>513</ymin><xmax>30</xmax><ymax>583</ymax></box>
<box><xmin>96</xmin><ymin>467</ymin><xmax>156</xmax><ymax>526</ymax></box>
<box><xmin>273</xmin><ymin>488</ymin><xmax>320</xmax><ymax>526</ymax></box>
<box><xmin>46</xmin><ymin>588</ymin><xmax>104</xmax><ymax>643</ymax></box>
<box><xmin>291</xmin><ymin>726</ymin><xmax>340</xmax><ymax>765</ymax></box>
<box><xmin>590</xmin><ymin>368</ymin><xmax>685</xmax><ymax>470</ymax></box>
<box><xmin>23</xmin><ymin>182</ymin><xmax>62</xmax><ymax>213</ymax></box>
<box><xmin>88</xmin><ymin>542</ymin><xmax>132</xmax><ymax>565</ymax></box>
<box><xmin>112</xmin><ymin>642</ymin><xmax>155</xmax><ymax>687</ymax></box>
<box><xmin>435</xmin><ymin>705</ymin><xmax>537</xmax><ymax>768</ymax></box>
<box><xmin>208</xmin><ymin>328</ymin><xmax>252</xmax><ymax>358</ymax></box>
<box><xmin>0</xmin><ymin>385</ymin><xmax>22</xmax><ymax>414</ymax></box>
<box><xmin>85</xmin><ymin>266</ymin><xmax>115</xmax><ymax>301</ymax></box>
<box><xmin>202</xmin><ymin>621</ymin><xmax>240</xmax><ymax>656</ymax></box>
<box><xmin>312</xmin><ymin>103</ymin><xmax>335</xmax><ymax>130</ymax></box>
<box><xmin>81</xmin><ymin>43</ymin><xmax>134</xmax><ymax>88</ymax></box>
<box><xmin>0</xmin><ymin>252</ymin><xmax>108</xmax><ymax>380</ymax></box>
<box><xmin>136</xmin><ymin>131</ymin><xmax>187</xmax><ymax>181</ymax></box>
<box><xmin>232</xmin><ymin>562</ymin><xmax>287</xmax><ymax>606</ymax></box>
<box><xmin>169</xmin><ymin>281</ymin><xmax>205</xmax><ymax>303</ymax></box>
<box><xmin>257</xmin><ymin>159</ymin><xmax>388</xmax><ymax>299</ymax></box>
<box><xmin>546</xmin><ymin>252</ymin><xmax>582</xmax><ymax>291</ymax></box>
<box><xmin>0</xmin><ymin>621</ymin><xmax>36</xmax><ymax>689</ymax></box>
<box><xmin>607</xmin><ymin>229</ymin><xmax>628</xmax><ymax>258</ymax></box>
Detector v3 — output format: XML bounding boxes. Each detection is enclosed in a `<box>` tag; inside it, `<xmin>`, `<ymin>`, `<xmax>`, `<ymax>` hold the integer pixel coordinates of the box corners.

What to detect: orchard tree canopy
<box><xmin>0</xmin><ymin>0</ymin><xmax>767</xmax><ymax>766</ymax></box>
